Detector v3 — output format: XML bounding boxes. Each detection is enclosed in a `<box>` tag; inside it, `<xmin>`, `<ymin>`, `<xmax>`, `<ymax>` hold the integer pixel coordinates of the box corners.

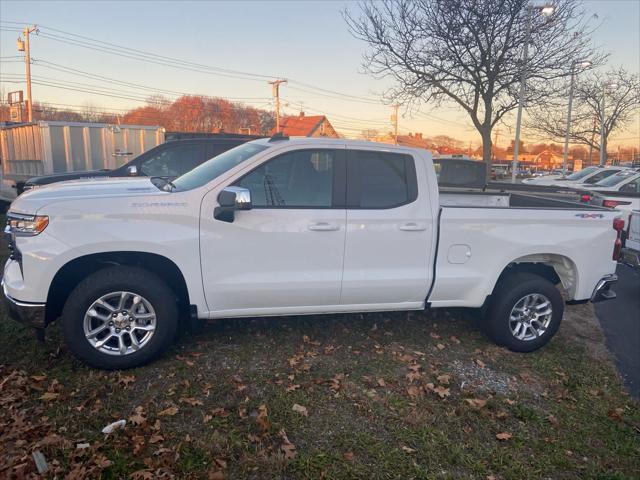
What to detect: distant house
<box><xmin>273</xmin><ymin>112</ymin><xmax>339</xmax><ymax>138</ymax></box>
<box><xmin>373</xmin><ymin>132</ymin><xmax>439</xmax><ymax>153</ymax></box>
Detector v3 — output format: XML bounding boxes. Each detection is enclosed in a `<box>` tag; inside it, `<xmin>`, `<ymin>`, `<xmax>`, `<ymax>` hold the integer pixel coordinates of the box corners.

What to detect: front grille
<box><xmin>4</xmin><ymin>221</ymin><xmax>23</xmax><ymax>266</ymax></box>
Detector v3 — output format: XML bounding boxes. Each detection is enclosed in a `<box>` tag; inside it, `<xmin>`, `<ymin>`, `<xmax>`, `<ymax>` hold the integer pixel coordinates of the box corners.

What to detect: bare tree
<box><xmin>344</xmin><ymin>0</ymin><xmax>605</xmax><ymax>171</ymax></box>
<box><xmin>527</xmin><ymin>68</ymin><xmax>639</xmax><ymax>163</ymax></box>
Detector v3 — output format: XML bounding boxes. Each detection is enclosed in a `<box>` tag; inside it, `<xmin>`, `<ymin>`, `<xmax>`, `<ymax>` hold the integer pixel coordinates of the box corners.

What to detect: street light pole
<box><xmin>562</xmin><ymin>60</ymin><xmax>591</xmax><ymax>175</ymax></box>
<box><xmin>511</xmin><ymin>4</ymin><xmax>555</xmax><ymax>183</ymax></box>
<box><xmin>511</xmin><ymin>7</ymin><xmax>532</xmax><ymax>183</ymax></box>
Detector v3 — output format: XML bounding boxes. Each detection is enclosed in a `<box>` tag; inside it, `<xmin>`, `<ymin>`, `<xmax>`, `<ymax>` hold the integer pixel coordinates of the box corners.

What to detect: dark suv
<box><xmin>20</xmin><ymin>136</ymin><xmax>259</xmax><ymax>194</ymax></box>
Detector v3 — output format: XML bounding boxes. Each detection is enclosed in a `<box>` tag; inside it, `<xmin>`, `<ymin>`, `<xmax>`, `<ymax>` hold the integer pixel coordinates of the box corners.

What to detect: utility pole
<box><xmin>18</xmin><ymin>25</ymin><xmax>38</xmax><ymax>122</ymax></box>
<box><xmin>269</xmin><ymin>79</ymin><xmax>287</xmax><ymax>133</ymax></box>
<box><xmin>391</xmin><ymin>104</ymin><xmax>399</xmax><ymax>145</ymax></box>
<box><xmin>493</xmin><ymin>128</ymin><xmax>501</xmax><ymax>161</ymax></box>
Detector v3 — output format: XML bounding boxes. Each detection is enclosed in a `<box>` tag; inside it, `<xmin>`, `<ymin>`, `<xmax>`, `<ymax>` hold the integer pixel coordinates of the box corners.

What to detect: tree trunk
<box><xmin>480</xmin><ymin>128</ymin><xmax>493</xmax><ymax>178</ymax></box>
<box><xmin>600</xmin><ymin>136</ymin><xmax>608</xmax><ymax>166</ymax></box>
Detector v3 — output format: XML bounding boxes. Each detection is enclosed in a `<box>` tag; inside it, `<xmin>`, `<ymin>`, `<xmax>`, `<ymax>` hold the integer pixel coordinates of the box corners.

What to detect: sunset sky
<box><xmin>1</xmin><ymin>0</ymin><xmax>638</xmax><ymax>149</ymax></box>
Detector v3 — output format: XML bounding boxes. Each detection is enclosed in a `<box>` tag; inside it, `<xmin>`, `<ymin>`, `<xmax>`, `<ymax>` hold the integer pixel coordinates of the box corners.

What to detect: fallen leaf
<box><xmin>158</xmin><ymin>406</ymin><xmax>178</xmax><ymax>416</ymax></box>
<box><xmin>149</xmin><ymin>434</ymin><xmax>164</xmax><ymax>444</ymax></box>
<box><xmin>405</xmin><ymin>371</ymin><xmax>421</xmax><ymax>382</ymax></box>
<box><xmin>433</xmin><ymin>386</ymin><xmax>450</xmax><ymax>398</ymax></box>
<box><xmin>377</xmin><ymin>378</ymin><xmax>386</xmax><ymax>387</ymax></box>
<box><xmin>118</xmin><ymin>374</ymin><xmax>135</xmax><ymax>386</ymax></box>
<box><xmin>31</xmin><ymin>375</ymin><xmax>47</xmax><ymax>382</ymax></box>
<box><xmin>406</xmin><ymin>385</ymin><xmax>421</xmax><ymax>398</ymax></box>
<box><xmin>450</xmin><ymin>336</ymin><xmax>461</xmax><ymax>344</ymax></box>
<box><xmin>286</xmin><ymin>384</ymin><xmax>301</xmax><ymax>393</ymax></box>
<box><xmin>607</xmin><ymin>408</ymin><xmax>624</xmax><ymax>421</ymax></box>
<box><xmin>179</xmin><ymin>397</ymin><xmax>204</xmax><ymax>407</ymax></box>
<box><xmin>39</xmin><ymin>392</ymin><xmax>60</xmax><ymax>401</ymax></box>
<box><xmin>343</xmin><ymin>451</ymin><xmax>354</xmax><ymax>461</ymax></box>
<box><xmin>279</xmin><ymin>429</ymin><xmax>297</xmax><ymax>460</ymax></box>
<box><xmin>436</xmin><ymin>343</ymin><xmax>446</xmax><ymax>350</ymax></box>
<box><xmin>402</xmin><ymin>446</ymin><xmax>417</xmax><ymax>454</ymax></box>
<box><xmin>208</xmin><ymin>471</ymin><xmax>225</xmax><ymax>480</ymax></box>
<box><xmin>496</xmin><ymin>432</ymin><xmax>512</xmax><ymax>441</ymax></box>
<box><xmin>256</xmin><ymin>404</ymin><xmax>271</xmax><ymax>431</ymax></box>
<box><xmin>475</xmin><ymin>359</ymin><xmax>486</xmax><ymax>368</ymax></box>
<box><xmin>437</xmin><ymin>374</ymin><xmax>451</xmax><ymax>385</ymax></box>
<box><xmin>292</xmin><ymin>403</ymin><xmax>308</xmax><ymax>417</ymax></box>
<box><xmin>465</xmin><ymin>398</ymin><xmax>487</xmax><ymax>409</ymax></box>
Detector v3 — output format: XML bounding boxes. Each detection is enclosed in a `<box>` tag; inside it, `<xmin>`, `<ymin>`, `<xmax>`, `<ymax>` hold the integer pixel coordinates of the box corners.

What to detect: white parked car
<box><xmin>621</xmin><ymin>210</ymin><xmax>640</xmax><ymax>266</ymax></box>
<box><xmin>584</xmin><ymin>170</ymin><xmax>640</xmax><ymax>212</ymax></box>
<box><xmin>3</xmin><ymin>138</ymin><xmax>621</xmax><ymax>369</ymax></box>
<box><xmin>523</xmin><ymin>166</ymin><xmax>626</xmax><ymax>187</ymax></box>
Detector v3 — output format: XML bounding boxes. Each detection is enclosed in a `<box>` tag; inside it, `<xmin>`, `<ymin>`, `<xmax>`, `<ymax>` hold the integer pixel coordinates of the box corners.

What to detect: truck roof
<box><xmin>251</xmin><ymin>135</ymin><xmax>433</xmax><ymax>154</ymax></box>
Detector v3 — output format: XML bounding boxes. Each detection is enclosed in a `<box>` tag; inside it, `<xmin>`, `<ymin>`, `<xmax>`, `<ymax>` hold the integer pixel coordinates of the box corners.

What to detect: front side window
<box><xmin>235</xmin><ymin>150</ymin><xmax>336</xmax><ymax>208</ymax></box>
<box><xmin>595</xmin><ymin>170</ymin><xmax>636</xmax><ymax>187</ymax></box>
<box><xmin>172</xmin><ymin>142</ymin><xmax>268</xmax><ymax>191</ymax></box>
<box><xmin>620</xmin><ymin>177</ymin><xmax>640</xmax><ymax>194</ymax></box>
<box><xmin>348</xmin><ymin>150</ymin><xmax>417</xmax><ymax>208</ymax></box>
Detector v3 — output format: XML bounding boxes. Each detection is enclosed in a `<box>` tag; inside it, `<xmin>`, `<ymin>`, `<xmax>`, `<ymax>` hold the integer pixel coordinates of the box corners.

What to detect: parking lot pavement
<box><xmin>595</xmin><ymin>263</ymin><xmax>640</xmax><ymax>398</ymax></box>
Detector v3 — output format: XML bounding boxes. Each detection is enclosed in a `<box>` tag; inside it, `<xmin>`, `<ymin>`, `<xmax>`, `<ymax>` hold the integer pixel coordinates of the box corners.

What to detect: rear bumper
<box><xmin>590</xmin><ymin>274</ymin><xmax>618</xmax><ymax>303</ymax></box>
<box><xmin>1</xmin><ymin>280</ymin><xmax>46</xmax><ymax>329</ymax></box>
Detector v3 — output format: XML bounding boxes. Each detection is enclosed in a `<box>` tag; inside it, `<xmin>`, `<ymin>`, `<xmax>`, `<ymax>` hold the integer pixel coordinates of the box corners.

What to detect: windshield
<box><xmin>594</xmin><ymin>170</ymin><xmax>637</xmax><ymax>187</ymax></box>
<box><xmin>565</xmin><ymin>166</ymin><xmax>599</xmax><ymax>181</ymax></box>
<box><xmin>171</xmin><ymin>142</ymin><xmax>269</xmax><ymax>191</ymax></box>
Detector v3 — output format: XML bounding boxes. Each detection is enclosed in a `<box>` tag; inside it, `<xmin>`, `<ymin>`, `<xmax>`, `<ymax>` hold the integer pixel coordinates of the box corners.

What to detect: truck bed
<box><xmin>439</xmin><ymin>190</ymin><xmax>603</xmax><ymax>209</ymax></box>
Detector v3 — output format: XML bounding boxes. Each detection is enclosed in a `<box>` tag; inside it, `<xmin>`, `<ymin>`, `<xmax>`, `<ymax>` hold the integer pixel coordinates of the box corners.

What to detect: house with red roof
<box><xmin>272</xmin><ymin>112</ymin><xmax>339</xmax><ymax>138</ymax></box>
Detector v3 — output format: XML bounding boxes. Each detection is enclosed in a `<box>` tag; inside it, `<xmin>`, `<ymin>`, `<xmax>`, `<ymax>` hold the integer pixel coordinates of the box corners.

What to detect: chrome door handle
<box><xmin>308</xmin><ymin>222</ymin><xmax>340</xmax><ymax>231</ymax></box>
<box><xmin>399</xmin><ymin>223</ymin><xmax>426</xmax><ymax>231</ymax></box>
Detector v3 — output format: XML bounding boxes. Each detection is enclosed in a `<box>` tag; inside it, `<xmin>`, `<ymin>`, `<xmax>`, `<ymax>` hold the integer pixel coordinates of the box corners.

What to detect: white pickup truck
<box><xmin>3</xmin><ymin>137</ymin><xmax>621</xmax><ymax>369</ymax></box>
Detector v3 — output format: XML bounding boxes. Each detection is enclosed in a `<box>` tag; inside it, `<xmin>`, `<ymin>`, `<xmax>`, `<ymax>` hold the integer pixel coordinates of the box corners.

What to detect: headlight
<box><xmin>6</xmin><ymin>212</ymin><xmax>49</xmax><ymax>236</ymax></box>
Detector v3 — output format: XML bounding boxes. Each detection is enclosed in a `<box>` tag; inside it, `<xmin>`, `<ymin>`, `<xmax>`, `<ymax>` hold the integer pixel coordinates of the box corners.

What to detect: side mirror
<box><xmin>214</xmin><ymin>186</ymin><xmax>252</xmax><ymax>222</ymax></box>
<box><xmin>127</xmin><ymin>165</ymin><xmax>138</xmax><ymax>176</ymax></box>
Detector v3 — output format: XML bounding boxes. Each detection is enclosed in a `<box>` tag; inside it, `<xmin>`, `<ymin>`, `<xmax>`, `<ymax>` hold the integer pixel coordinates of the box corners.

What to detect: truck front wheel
<box><xmin>485</xmin><ymin>272</ymin><xmax>564</xmax><ymax>352</ymax></box>
<box><xmin>61</xmin><ymin>266</ymin><xmax>179</xmax><ymax>369</ymax></box>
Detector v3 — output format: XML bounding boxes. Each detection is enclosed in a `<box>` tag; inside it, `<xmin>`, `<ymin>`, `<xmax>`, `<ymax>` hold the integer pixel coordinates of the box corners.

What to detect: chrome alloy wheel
<box><xmin>508</xmin><ymin>293</ymin><xmax>553</xmax><ymax>341</ymax></box>
<box><xmin>83</xmin><ymin>291</ymin><xmax>156</xmax><ymax>356</ymax></box>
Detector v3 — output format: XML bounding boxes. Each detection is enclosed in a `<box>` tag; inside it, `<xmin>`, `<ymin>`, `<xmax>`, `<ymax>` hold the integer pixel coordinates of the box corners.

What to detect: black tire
<box><xmin>484</xmin><ymin>272</ymin><xmax>564</xmax><ymax>352</ymax></box>
<box><xmin>61</xmin><ymin>266</ymin><xmax>178</xmax><ymax>369</ymax></box>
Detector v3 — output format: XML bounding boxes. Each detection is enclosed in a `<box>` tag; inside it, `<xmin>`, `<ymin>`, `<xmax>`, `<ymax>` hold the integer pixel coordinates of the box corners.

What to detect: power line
<box><xmin>1</xmin><ymin>21</ymin><xmax>384</xmax><ymax>105</ymax></box>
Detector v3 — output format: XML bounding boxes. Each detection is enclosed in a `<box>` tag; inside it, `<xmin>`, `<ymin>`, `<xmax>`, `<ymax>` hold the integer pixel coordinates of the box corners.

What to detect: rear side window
<box><xmin>347</xmin><ymin>150</ymin><xmax>417</xmax><ymax>208</ymax></box>
<box><xmin>583</xmin><ymin>169</ymin><xmax>619</xmax><ymax>184</ymax></box>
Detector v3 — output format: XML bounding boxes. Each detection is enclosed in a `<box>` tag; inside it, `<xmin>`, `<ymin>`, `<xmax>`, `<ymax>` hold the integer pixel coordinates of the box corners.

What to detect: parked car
<box><xmin>523</xmin><ymin>166</ymin><xmax>626</xmax><ymax>187</ymax></box>
<box><xmin>20</xmin><ymin>136</ymin><xmax>259</xmax><ymax>194</ymax></box>
<box><xmin>621</xmin><ymin>210</ymin><xmax>640</xmax><ymax>267</ymax></box>
<box><xmin>3</xmin><ymin>137</ymin><xmax>620</xmax><ymax>369</ymax></box>
<box><xmin>583</xmin><ymin>170</ymin><xmax>640</xmax><ymax>212</ymax></box>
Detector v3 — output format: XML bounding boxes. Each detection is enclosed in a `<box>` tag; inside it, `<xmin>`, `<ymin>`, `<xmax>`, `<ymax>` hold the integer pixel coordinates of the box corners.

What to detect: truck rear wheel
<box><xmin>485</xmin><ymin>272</ymin><xmax>563</xmax><ymax>352</ymax></box>
<box><xmin>61</xmin><ymin>266</ymin><xmax>178</xmax><ymax>369</ymax></box>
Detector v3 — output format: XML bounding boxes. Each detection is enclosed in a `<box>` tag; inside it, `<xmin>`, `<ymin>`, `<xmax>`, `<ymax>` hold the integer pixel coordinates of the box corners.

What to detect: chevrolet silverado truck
<box><xmin>2</xmin><ymin>137</ymin><xmax>621</xmax><ymax>369</ymax></box>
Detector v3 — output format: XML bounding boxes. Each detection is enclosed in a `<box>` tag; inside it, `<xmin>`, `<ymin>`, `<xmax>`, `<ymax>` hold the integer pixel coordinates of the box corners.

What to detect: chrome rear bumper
<box><xmin>590</xmin><ymin>274</ymin><xmax>618</xmax><ymax>303</ymax></box>
<box><xmin>1</xmin><ymin>281</ymin><xmax>46</xmax><ymax>329</ymax></box>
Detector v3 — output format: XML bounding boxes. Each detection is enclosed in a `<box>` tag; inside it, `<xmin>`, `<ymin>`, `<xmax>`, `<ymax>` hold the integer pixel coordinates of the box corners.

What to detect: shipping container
<box><xmin>0</xmin><ymin>121</ymin><xmax>164</xmax><ymax>202</ymax></box>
